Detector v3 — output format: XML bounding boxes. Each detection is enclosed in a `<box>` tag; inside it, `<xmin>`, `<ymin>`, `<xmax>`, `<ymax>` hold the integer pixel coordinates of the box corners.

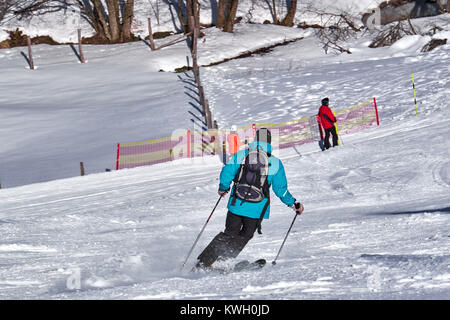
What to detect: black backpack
<box><xmin>231</xmin><ymin>147</ymin><xmax>271</xmax><ymax>234</ymax></box>
<box><xmin>232</xmin><ymin>148</ymin><xmax>270</xmax><ymax>203</ymax></box>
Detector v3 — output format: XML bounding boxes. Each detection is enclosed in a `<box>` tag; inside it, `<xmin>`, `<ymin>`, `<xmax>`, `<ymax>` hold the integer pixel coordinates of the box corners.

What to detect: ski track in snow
<box><xmin>1</xmin><ymin>15</ymin><xmax>450</xmax><ymax>299</ymax></box>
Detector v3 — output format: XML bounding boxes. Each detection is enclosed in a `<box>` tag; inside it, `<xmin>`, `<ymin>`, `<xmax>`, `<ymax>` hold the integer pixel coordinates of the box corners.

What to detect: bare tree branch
<box><xmin>0</xmin><ymin>0</ymin><xmax>18</xmax><ymax>22</ymax></box>
<box><xmin>303</xmin><ymin>6</ymin><xmax>359</xmax><ymax>54</ymax></box>
<box><xmin>369</xmin><ymin>18</ymin><xmax>419</xmax><ymax>48</ymax></box>
<box><xmin>13</xmin><ymin>0</ymin><xmax>52</xmax><ymax>15</ymax></box>
<box><xmin>11</xmin><ymin>0</ymin><xmax>137</xmax><ymax>43</ymax></box>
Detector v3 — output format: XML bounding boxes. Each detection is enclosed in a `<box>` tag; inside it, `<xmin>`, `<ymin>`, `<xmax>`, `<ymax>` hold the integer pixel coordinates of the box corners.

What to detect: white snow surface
<box><xmin>0</xmin><ymin>6</ymin><xmax>450</xmax><ymax>299</ymax></box>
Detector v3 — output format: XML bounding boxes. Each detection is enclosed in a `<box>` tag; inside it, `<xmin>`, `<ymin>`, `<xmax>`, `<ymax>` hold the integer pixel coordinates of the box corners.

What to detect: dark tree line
<box><xmin>4</xmin><ymin>0</ymin><xmax>300</xmax><ymax>42</ymax></box>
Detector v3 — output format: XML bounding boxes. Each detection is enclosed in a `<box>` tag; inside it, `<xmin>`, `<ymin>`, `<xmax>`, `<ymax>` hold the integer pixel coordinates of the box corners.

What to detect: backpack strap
<box><xmin>231</xmin><ymin>163</ymin><xmax>244</xmax><ymax>206</ymax></box>
<box><xmin>257</xmin><ymin>196</ymin><xmax>270</xmax><ymax>235</ymax></box>
<box><xmin>231</xmin><ymin>150</ymin><xmax>248</xmax><ymax>206</ymax></box>
<box><xmin>320</xmin><ymin>112</ymin><xmax>335</xmax><ymax>126</ymax></box>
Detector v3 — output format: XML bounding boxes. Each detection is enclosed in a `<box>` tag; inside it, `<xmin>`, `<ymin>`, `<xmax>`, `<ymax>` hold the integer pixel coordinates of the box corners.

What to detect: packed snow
<box><xmin>0</xmin><ymin>2</ymin><xmax>449</xmax><ymax>300</ymax></box>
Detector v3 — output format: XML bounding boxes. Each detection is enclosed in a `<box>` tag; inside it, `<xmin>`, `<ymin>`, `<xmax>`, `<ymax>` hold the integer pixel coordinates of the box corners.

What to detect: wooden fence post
<box><xmin>27</xmin><ymin>36</ymin><xmax>34</xmax><ymax>70</ymax></box>
<box><xmin>80</xmin><ymin>162</ymin><xmax>85</xmax><ymax>176</ymax></box>
<box><xmin>207</xmin><ymin>110</ymin><xmax>212</xmax><ymax>129</ymax></box>
<box><xmin>189</xmin><ymin>15</ymin><xmax>211</xmax><ymax>129</ymax></box>
<box><xmin>199</xmin><ymin>85</ymin><xmax>206</xmax><ymax>116</ymax></box>
<box><xmin>77</xmin><ymin>28</ymin><xmax>86</xmax><ymax>63</ymax></box>
<box><xmin>190</xmin><ymin>16</ymin><xmax>199</xmax><ymax>81</ymax></box>
<box><xmin>148</xmin><ymin>18</ymin><xmax>156</xmax><ymax>50</ymax></box>
<box><xmin>206</xmin><ymin>99</ymin><xmax>214</xmax><ymax>129</ymax></box>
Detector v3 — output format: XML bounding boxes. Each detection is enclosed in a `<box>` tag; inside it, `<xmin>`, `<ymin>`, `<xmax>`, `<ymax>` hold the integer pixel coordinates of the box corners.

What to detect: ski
<box><xmin>232</xmin><ymin>259</ymin><xmax>266</xmax><ymax>272</ymax></box>
<box><xmin>192</xmin><ymin>259</ymin><xmax>266</xmax><ymax>274</ymax></box>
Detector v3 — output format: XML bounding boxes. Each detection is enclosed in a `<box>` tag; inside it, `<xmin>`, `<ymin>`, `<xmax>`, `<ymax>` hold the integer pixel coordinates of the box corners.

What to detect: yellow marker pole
<box><xmin>332</xmin><ymin>105</ymin><xmax>342</xmax><ymax>146</ymax></box>
<box><xmin>412</xmin><ymin>73</ymin><xmax>418</xmax><ymax>116</ymax></box>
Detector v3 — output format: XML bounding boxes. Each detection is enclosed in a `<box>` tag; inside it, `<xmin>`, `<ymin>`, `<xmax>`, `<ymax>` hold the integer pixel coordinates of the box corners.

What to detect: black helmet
<box><xmin>321</xmin><ymin>97</ymin><xmax>329</xmax><ymax>106</ymax></box>
<box><xmin>256</xmin><ymin>128</ymin><xmax>271</xmax><ymax>144</ymax></box>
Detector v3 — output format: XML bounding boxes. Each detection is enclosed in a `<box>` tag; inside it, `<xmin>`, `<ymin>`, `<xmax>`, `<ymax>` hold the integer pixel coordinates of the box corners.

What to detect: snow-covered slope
<box><xmin>0</xmin><ymin>100</ymin><xmax>449</xmax><ymax>299</ymax></box>
<box><xmin>0</xmin><ymin>24</ymin><xmax>311</xmax><ymax>188</ymax></box>
<box><xmin>0</xmin><ymin>4</ymin><xmax>449</xmax><ymax>300</ymax></box>
<box><xmin>2</xmin><ymin>14</ymin><xmax>449</xmax><ymax>188</ymax></box>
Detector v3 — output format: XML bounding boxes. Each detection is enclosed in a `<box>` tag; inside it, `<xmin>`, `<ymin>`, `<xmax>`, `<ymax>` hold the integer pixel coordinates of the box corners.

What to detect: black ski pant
<box><xmin>324</xmin><ymin>126</ymin><xmax>338</xmax><ymax>149</ymax></box>
<box><xmin>196</xmin><ymin>211</ymin><xmax>259</xmax><ymax>267</ymax></box>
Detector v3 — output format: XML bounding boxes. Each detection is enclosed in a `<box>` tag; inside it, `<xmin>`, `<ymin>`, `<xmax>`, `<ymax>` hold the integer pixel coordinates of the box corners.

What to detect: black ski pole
<box><xmin>181</xmin><ymin>196</ymin><xmax>222</xmax><ymax>270</ymax></box>
<box><xmin>272</xmin><ymin>211</ymin><xmax>299</xmax><ymax>266</ymax></box>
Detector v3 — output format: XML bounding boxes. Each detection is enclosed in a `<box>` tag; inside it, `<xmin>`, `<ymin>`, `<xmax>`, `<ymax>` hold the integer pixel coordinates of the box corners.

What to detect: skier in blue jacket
<box><xmin>195</xmin><ymin>128</ymin><xmax>304</xmax><ymax>270</ymax></box>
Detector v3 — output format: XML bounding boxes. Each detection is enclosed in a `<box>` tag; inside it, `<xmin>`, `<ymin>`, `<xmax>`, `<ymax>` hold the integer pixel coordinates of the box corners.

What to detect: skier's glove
<box><xmin>293</xmin><ymin>201</ymin><xmax>304</xmax><ymax>215</ymax></box>
<box><xmin>218</xmin><ymin>190</ymin><xmax>228</xmax><ymax>197</ymax></box>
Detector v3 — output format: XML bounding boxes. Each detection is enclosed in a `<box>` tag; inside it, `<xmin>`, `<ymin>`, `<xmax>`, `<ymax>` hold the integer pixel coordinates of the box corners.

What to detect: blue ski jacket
<box><xmin>219</xmin><ymin>141</ymin><xmax>296</xmax><ymax>220</ymax></box>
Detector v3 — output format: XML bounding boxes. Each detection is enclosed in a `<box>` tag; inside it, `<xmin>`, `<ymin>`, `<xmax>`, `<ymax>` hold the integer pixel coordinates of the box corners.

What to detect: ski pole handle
<box><xmin>181</xmin><ymin>196</ymin><xmax>222</xmax><ymax>270</ymax></box>
<box><xmin>294</xmin><ymin>202</ymin><xmax>304</xmax><ymax>215</ymax></box>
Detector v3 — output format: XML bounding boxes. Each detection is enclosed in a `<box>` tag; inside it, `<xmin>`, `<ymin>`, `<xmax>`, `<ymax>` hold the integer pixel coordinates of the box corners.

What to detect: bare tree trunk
<box><xmin>176</xmin><ymin>0</ymin><xmax>187</xmax><ymax>33</ymax></box>
<box><xmin>92</xmin><ymin>0</ymin><xmax>111</xmax><ymax>40</ymax></box>
<box><xmin>224</xmin><ymin>0</ymin><xmax>239</xmax><ymax>33</ymax></box>
<box><xmin>216</xmin><ymin>0</ymin><xmax>226</xmax><ymax>29</ymax></box>
<box><xmin>177</xmin><ymin>0</ymin><xmax>197</xmax><ymax>34</ymax></box>
<box><xmin>281</xmin><ymin>0</ymin><xmax>297</xmax><ymax>27</ymax></box>
<box><xmin>186</xmin><ymin>0</ymin><xmax>196</xmax><ymax>33</ymax></box>
<box><xmin>447</xmin><ymin>0</ymin><xmax>450</xmax><ymax>13</ymax></box>
<box><xmin>105</xmin><ymin>0</ymin><xmax>120</xmax><ymax>42</ymax></box>
<box><xmin>194</xmin><ymin>0</ymin><xmax>201</xmax><ymax>31</ymax></box>
<box><xmin>178</xmin><ymin>0</ymin><xmax>199</xmax><ymax>34</ymax></box>
<box><xmin>272</xmin><ymin>0</ymin><xmax>279</xmax><ymax>24</ymax></box>
<box><xmin>121</xmin><ymin>0</ymin><xmax>135</xmax><ymax>42</ymax></box>
<box><xmin>148</xmin><ymin>18</ymin><xmax>155</xmax><ymax>50</ymax></box>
